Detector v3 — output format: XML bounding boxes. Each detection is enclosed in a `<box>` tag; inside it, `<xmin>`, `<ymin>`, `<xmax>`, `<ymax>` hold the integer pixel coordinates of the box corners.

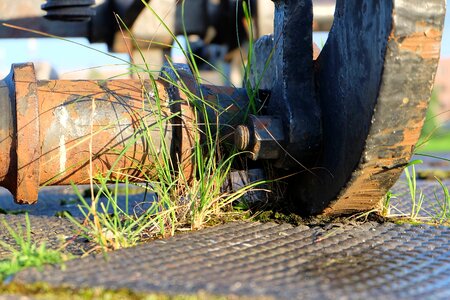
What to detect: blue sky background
<box><xmin>0</xmin><ymin>37</ymin><xmax>129</xmax><ymax>76</ymax></box>
<box><xmin>0</xmin><ymin>9</ymin><xmax>449</xmax><ymax>76</ymax></box>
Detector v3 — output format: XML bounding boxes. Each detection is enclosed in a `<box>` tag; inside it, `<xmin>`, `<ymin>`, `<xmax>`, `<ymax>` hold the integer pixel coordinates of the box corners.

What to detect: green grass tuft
<box><xmin>0</xmin><ymin>214</ymin><xmax>71</xmax><ymax>281</ymax></box>
<box><xmin>63</xmin><ymin>1</ymin><xmax>267</xmax><ymax>252</ymax></box>
<box><xmin>383</xmin><ymin>160</ymin><xmax>450</xmax><ymax>226</ymax></box>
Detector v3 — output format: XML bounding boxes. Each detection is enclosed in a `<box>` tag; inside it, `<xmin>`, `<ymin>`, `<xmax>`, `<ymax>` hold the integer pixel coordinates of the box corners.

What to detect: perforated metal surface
<box><xmin>389</xmin><ymin>154</ymin><xmax>450</xmax><ymax>219</ymax></box>
<box><xmin>1</xmin><ymin>160</ymin><xmax>450</xmax><ymax>298</ymax></box>
<box><xmin>0</xmin><ymin>214</ymin><xmax>88</xmax><ymax>259</ymax></box>
<box><xmin>389</xmin><ymin>179</ymin><xmax>450</xmax><ymax>218</ymax></box>
<box><xmin>10</xmin><ymin>221</ymin><xmax>450</xmax><ymax>299</ymax></box>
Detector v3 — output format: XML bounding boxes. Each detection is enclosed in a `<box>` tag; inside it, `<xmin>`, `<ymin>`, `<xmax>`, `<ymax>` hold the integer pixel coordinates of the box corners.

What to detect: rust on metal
<box><xmin>36</xmin><ymin>79</ymin><xmax>172</xmax><ymax>186</ymax></box>
<box><xmin>322</xmin><ymin>0</ymin><xmax>446</xmax><ymax>215</ymax></box>
<box><xmin>0</xmin><ymin>62</ymin><xmax>251</xmax><ymax>203</ymax></box>
<box><xmin>200</xmin><ymin>84</ymin><xmax>250</xmax><ymax>144</ymax></box>
<box><xmin>160</xmin><ymin>64</ymin><xmax>199</xmax><ymax>181</ymax></box>
<box><xmin>234</xmin><ymin>125</ymin><xmax>251</xmax><ymax>151</ymax></box>
<box><xmin>12</xmin><ymin>63</ymin><xmax>41</xmax><ymax>204</ymax></box>
<box><xmin>0</xmin><ymin>67</ymin><xmax>173</xmax><ymax>203</ymax></box>
<box><xmin>0</xmin><ymin>0</ymin><xmax>446</xmax><ymax>218</ymax></box>
<box><xmin>161</xmin><ymin>65</ymin><xmax>250</xmax><ymax>180</ymax></box>
<box><xmin>249</xmin><ymin>0</ymin><xmax>445</xmax><ymax>216</ymax></box>
<box><xmin>396</xmin><ymin>23</ymin><xmax>443</xmax><ymax>60</ymax></box>
<box><xmin>235</xmin><ymin>115</ymin><xmax>285</xmax><ymax>161</ymax></box>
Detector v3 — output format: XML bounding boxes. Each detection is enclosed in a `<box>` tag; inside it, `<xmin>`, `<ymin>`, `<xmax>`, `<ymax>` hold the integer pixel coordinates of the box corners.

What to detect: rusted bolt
<box><xmin>235</xmin><ymin>115</ymin><xmax>285</xmax><ymax>160</ymax></box>
<box><xmin>235</xmin><ymin>125</ymin><xmax>252</xmax><ymax>151</ymax></box>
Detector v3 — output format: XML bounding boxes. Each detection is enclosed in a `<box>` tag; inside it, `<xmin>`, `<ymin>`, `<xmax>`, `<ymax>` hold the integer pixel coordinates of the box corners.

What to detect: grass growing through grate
<box><xmin>0</xmin><ymin>214</ymin><xmax>71</xmax><ymax>281</ymax></box>
<box><xmin>382</xmin><ymin>90</ymin><xmax>450</xmax><ymax>225</ymax></box>
<box><xmin>60</xmin><ymin>0</ymin><xmax>268</xmax><ymax>252</ymax></box>
<box><xmin>0</xmin><ymin>5</ymin><xmax>268</xmax><ymax>283</ymax></box>
<box><xmin>383</xmin><ymin>160</ymin><xmax>450</xmax><ymax>225</ymax></box>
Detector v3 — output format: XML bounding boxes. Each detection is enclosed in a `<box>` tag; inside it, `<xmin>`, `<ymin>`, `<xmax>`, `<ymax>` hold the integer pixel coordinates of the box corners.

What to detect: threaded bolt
<box><xmin>235</xmin><ymin>125</ymin><xmax>251</xmax><ymax>150</ymax></box>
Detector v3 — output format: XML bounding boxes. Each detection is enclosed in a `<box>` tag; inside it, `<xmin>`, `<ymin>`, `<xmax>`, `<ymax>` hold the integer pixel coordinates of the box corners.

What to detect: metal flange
<box><xmin>11</xmin><ymin>63</ymin><xmax>41</xmax><ymax>204</ymax></box>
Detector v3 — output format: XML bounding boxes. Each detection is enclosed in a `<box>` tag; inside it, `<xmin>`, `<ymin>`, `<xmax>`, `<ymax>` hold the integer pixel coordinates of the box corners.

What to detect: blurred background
<box><xmin>0</xmin><ymin>0</ymin><xmax>449</xmax><ymax>152</ymax></box>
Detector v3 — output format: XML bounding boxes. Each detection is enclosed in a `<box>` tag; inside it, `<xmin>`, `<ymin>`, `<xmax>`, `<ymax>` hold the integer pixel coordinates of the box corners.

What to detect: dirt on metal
<box><xmin>323</xmin><ymin>0</ymin><xmax>445</xmax><ymax>215</ymax></box>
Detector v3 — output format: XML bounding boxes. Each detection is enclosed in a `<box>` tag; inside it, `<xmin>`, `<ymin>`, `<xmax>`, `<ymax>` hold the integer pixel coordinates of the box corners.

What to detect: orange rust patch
<box><xmin>416</xmin><ymin>100</ymin><xmax>429</xmax><ymax>110</ymax></box>
<box><xmin>323</xmin><ymin>110</ymin><xmax>425</xmax><ymax>216</ymax></box>
<box><xmin>397</xmin><ymin>28</ymin><xmax>442</xmax><ymax>59</ymax></box>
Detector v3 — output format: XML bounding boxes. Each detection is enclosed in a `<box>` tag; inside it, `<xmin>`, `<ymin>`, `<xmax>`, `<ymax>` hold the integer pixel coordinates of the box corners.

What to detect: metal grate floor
<box><xmin>11</xmin><ymin>221</ymin><xmax>450</xmax><ymax>299</ymax></box>
<box><xmin>1</xmin><ymin>154</ymin><xmax>450</xmax><ymax>299</ymax></box>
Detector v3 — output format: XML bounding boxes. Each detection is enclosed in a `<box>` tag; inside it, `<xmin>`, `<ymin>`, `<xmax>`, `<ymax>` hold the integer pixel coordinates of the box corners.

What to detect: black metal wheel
<box><xmin>251</xmin><ymin>0</ymin><xmax>446</xmax><ymax>215</ymax></box>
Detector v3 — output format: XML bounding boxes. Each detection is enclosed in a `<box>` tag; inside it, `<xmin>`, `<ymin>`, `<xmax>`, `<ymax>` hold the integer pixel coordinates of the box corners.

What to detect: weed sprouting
<box><xmin>432</xmin><ymin>177</ymin><xmax>450</xmax><ymax>223</ymax></box>
<box><xmin>65</xmin><ymin>180</ymin><xmax>158</xmax><ymax>250</ymax></box>
<box><xmin>1</xmin><ymin>1</ymin><xmax>270</xmax><ymax>254</ymax></box>
<box><xmin>61</xmin><ymin>1</ymin><xmax>268</xmax><ymax>252</ymax></box>
<box><xmin>383</xmin><ymin>159</ymin><xmax>450</xmax><ymax>225</ymax></box>
<box><xmin>0</xmin><ymin>214</ymin><xmax>71</xmax><ymax>281</ymax></box>
<box><xmin>404</xmin><ymin>163</ymin><xmax>425</xmax><ymax>220</ymax></box>
<box><xmin>382</xmin><ymin>191</ymin><xmax>396</xmax><ymax>216</ymax></box>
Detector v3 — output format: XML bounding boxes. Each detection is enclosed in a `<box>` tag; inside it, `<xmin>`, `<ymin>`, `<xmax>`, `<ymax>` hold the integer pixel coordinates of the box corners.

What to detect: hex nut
<box><xmin>237</xmin><ymin>115</ymin><xmax>285</xmax><ymax>160</ymax></box>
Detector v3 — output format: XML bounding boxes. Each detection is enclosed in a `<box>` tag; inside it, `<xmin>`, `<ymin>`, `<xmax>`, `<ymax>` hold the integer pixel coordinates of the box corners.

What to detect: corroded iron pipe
<box><xmin>0</xmin><ymin>63</ymin><xmax>248</xmax><ymax>204</ymax></box>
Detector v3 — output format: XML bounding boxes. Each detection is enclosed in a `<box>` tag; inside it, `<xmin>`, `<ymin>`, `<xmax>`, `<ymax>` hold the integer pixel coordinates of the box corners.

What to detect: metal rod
<box><xmin>0</xmin><ymin>63</ymin><xmax>249</xmax><ymax>204</ymax></box>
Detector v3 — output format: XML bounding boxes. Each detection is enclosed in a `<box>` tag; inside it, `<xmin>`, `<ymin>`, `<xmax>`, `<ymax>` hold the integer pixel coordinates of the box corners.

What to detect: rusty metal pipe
<box><xmin>0</xmin><ymin>63</ymin><xmax>249</xmax><ymax>204</ymax></box>
<box><xmin>0</xmin><ymin>63</ymin><xmax>172</xmax><ymax>204</ymax></box>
